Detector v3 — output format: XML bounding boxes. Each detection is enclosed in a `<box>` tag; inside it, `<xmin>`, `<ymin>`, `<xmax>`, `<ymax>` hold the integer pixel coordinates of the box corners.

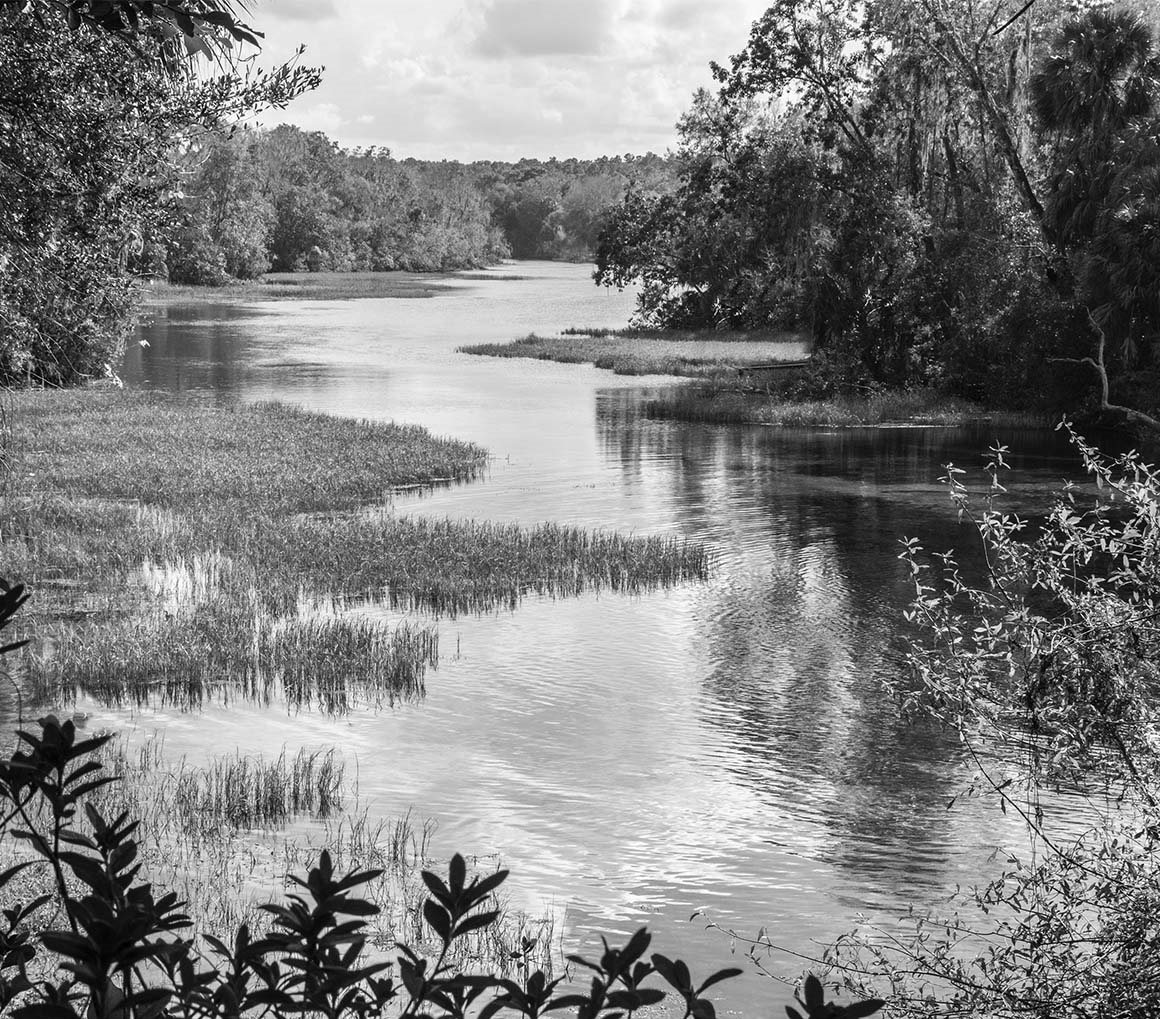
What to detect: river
<box><xmin>118</xmin><ymin>260</ymin><xmax>1086</xmax><ymax>1013</ymax></box>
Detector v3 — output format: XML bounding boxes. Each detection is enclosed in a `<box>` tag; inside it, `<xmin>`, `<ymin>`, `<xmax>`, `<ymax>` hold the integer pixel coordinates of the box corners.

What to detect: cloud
<box><xmin>472</xmin><ymin>0</ymin><xmax>615</xmax><ymax>57</ymax></box>
<box><xmin>253</xmin><ymin>0</ymin><xmax>774</xmax><ymax>160</ymax></box>
<box><xmin>257</xmin><ymin>0</ymin><xmax>337</xmax><ymax>22</ymax></box>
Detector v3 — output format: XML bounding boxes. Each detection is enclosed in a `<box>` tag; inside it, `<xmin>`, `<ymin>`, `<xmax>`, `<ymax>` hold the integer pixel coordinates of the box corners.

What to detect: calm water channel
<box><xmin>115</xmin><ymin>261</ymin><xmax>1087</xmax><ymax>1013</ymax></box>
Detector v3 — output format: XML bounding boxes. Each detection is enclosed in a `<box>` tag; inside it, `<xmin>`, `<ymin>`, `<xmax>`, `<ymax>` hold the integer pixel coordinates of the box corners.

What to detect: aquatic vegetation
<box><xmin>273</xmin><ymin>514</ymin><xmax>710</xmax><ymax>617</ymax></box>
<box><xmin>31</xmin><ymin>578</ymin><xmax>440</xmax><ymax>712</ymax></box>
<box><xmin>3</xmin><ymin>391</ymin><xmax>709</xmax><ymax>709</ymax></box>
<box><xmin>10</xmin><ymin>390</ymin><xmax>488</xmax><ymax>516</ymax></box>
<box><xmin>642</xmin><ymin>385</ymin><xmax>1044</xmax><ymax>428</ymax></box>
<box><xmin>98</xmin><ymin>738</ymin><xmax>346</xmax><ymax>829</ymax></box>
<box><xmin>459</xmin><ymin>327</ymin><xmax>807</xmax><ymax>378</ymax></box>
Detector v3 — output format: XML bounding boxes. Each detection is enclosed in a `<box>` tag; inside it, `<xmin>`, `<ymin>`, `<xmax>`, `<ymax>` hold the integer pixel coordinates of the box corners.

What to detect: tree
<box><xmin>1033</xmin><ymin>8</ymin><xmax>1160</xmax><ymax>433</ymax></box>
<box><xmin>0</xmin><ymin>1</ymin><xmax>318</xmax><ymax>383</ymax></box>
<box><xmin>0</xmin><ymin>0</ymin><xmax>260</xmax><ymax>49</ymax></box>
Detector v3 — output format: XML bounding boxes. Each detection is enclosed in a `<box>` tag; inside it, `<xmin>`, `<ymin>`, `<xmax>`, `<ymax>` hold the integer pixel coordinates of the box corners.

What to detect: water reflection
<box><xmin>106</xmin><ymin>263</ymin><xmax>1100</xmax><ymax>1013</ymax></box>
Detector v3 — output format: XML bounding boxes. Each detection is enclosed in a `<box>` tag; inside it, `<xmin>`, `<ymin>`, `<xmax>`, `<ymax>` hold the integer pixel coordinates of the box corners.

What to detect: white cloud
<box><xmin>472</xmin><ymin>0</ymin><xmax>616</xmax><ymax>57</ymax></box>
<box><xmin>250</xmin><ymin>0</ymin><xmax>773</xmax><ymax>160</ymax></box>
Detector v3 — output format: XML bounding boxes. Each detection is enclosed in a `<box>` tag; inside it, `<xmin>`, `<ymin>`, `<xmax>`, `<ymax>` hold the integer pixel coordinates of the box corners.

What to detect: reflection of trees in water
<box><xmin>593</xmin><ymin>394</ymin><xmax>1082</xmax><ymax>896</ymax></box>
<box><xmin>125</xmin><ymin>304</ymin><xmax>257</xmax><ymax>393</ymax></box>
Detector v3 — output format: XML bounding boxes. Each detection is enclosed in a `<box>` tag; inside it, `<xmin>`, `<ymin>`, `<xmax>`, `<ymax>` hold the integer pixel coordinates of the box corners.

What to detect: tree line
<box><xmin>0</xmin><ymin>1</ymin><xmax>673</xmax><ymax>384</ymax></box>
<box><xmin>595</xmin><ymin>0</ymin><xmax>1160</xmax><ymax>424</ymax></box>
<box><xmin>162</xmin><ymin>131</ymin><xmax>674</xmax><ymax>283</ymax></box>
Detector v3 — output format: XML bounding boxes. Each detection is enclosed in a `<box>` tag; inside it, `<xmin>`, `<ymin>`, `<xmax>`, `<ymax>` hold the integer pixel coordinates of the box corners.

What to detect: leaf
<box><xmin>423</xmin><ymin>900</ymin><xmax>451</xmax><ymax>942</ymax></box>
<box><xmin>803</xmin><ymin>975</ymin><xmax>824</xmax><ymax>1011</ymax></box>
<box><xmin>453</xmin><ymin>909</ymin><xmax>499</xmax><ymax>938</ymax></box>
<box><xmin>449</xmin><ymin>853</ymin><xmax>466</xmax><ymax>897</ymax></box>
<box><xmin>697</xmin><ymin>967</ymin><xmax>743</xmax><ymax>994</ymax></box>
<box><xmin>842</xmin><ymin>999</ymin><xmax>886</xmax><ymax>1018</ymax></box>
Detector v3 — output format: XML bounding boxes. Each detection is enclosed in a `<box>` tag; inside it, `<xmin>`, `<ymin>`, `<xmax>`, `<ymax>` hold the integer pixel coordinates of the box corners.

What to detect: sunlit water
<box><xmin>111</xmin><ymin>262</ymin><xmax>1094</xmax><ymax>1012</ymax></box>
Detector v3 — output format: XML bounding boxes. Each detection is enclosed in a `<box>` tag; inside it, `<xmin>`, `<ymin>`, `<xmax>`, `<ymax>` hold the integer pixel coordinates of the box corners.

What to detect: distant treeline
<box><xmin>160</xmin><ymin>126</ymin><xmax>675</xmax><ymax>283</ymax></box>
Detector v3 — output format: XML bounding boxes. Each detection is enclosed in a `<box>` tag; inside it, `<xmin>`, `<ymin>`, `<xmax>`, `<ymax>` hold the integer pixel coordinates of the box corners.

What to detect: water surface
<box><xmin>117</xmin><ymin>262</ymin><xmax>1088</xmax><ymax>1012</ymax></box>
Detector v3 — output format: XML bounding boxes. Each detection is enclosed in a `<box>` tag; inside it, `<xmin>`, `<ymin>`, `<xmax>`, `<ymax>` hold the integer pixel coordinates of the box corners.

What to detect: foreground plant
<box><xmin>808</xmin><ymin>425</ymin><xmax>1160</xmax><ymax>1017</ymax></box>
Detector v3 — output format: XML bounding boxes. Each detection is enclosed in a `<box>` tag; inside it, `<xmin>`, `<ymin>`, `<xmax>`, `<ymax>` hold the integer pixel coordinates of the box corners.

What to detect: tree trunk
<box><xmin>923</xmin><ymin>0</ymin><xmax>1054</xmax><ymax>248</ymax></box>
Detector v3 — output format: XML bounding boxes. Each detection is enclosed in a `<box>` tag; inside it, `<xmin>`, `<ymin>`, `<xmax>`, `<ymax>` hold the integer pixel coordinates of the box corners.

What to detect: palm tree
<box><xmin>1029</xmin><ymin>8</ymin><xmax>1160</xmax><ymax>434</ymax></box>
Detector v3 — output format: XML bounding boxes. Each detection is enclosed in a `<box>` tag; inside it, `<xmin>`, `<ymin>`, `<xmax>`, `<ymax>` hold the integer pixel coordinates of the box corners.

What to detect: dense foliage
<box><xmin>0</xmin><ymin>8</ymin><xmax>317</xmax><ymax>385</ymax></box>
<box><xmin>595</xmin><ymin>1</ymin><xmax>1160</xmax><ymax>424</ymax></box>
<box><xmin>165</xmin><ymin>138</ymin><xmax>674</xmax><ymax>279</ymax></box>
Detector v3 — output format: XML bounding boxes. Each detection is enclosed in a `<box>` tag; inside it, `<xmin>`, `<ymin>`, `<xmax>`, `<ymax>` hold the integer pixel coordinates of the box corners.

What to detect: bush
<box><xmin>818</xmin><ymin>427</ymin><xmax>1160</xmax><ymax>1017</ymax></box>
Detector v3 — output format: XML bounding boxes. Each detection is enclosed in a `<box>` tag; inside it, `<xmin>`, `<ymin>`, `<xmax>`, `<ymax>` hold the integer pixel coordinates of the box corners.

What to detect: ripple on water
<box><xmin>108</xmin><ymin>263</ymin><xmax>1107</xmax><ymax>1014</ymax></box>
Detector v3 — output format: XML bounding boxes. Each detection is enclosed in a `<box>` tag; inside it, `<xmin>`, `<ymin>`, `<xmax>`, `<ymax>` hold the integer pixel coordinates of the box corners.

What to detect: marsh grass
<box><xmin>74</xmin><ymin>734</ymin><xmax>557</xmax><ymax>975</ymax></box>
<box><xmin>33</xmin><ymin>571</ymin><xmax>442</xmax><ymax>712</ymax></box>
<box><xmin>5</xmin><ymin>391</ymin><xmax>709</xmax><ymax>709</ymax></box>
<box><xmin>97</xmin><ymin>739</ymin><xmax>346</xmax><ymax>830</ymax></box>
<box><xmin>459</xmin><ymin>327</ymin><xmax>808</xmax><ymax>378</ymax></box>
<box><xmin>143</xmin><ymin>272</ymin><xmax>452</xmax><ymax>304</ymax></box>
<box><xmin>643</xmin><ymin>385</ymin><xmax>1047</xmax><ymax>428</ymax></box>
<box><xmin>274</xmin><ymin>514</ymin><xmax>710</xmax><ymax>617</ymax></box>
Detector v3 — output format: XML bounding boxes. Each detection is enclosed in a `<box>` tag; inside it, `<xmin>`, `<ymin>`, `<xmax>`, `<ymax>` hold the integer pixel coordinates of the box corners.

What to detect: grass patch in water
<box><xmin>13</xmin><ymin>390</ymin><xmax>486</xmax><ymax>516</ymax></box>
<box><xmin>458</xmin><ymin>326</ymin><xmax>808</xmax><ymax>378</ymax></box>
<box><xmin>4</xmin><ymin>390</ymin><xmax>709</xmax><ymax>709</ymax></box>
<box><xmin>643</xmin><ymin>384</ymin><xmax>1048</xmax><ymax>428</ymax></box>
<box><xmin>141</xmin><ymin>271</ymin><xmax>452</xmax><ymax>304</ymax></box>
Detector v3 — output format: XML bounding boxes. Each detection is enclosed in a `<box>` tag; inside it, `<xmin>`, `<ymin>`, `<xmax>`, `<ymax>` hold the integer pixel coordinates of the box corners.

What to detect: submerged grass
<box><xmin>4</xmin><ymin>390</ymin><xmax>709</xmax><ymax>709</ymax></box>
<box><xmin>643</xmin><ymin>384</ymin><xmax>1048</xmax><ymax>428</ymax></box>
<box><xmin>458</xmin><ymin>326</ymin><xmax>808</xmax><ymax>378</ymax></box>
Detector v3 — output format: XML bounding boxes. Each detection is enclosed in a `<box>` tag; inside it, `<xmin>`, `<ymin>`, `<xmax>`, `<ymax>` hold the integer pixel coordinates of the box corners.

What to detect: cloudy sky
<box><xmin>248</xmin><ymin>0</ymin><xmax>771</xmax><ymax>161</ymax></box>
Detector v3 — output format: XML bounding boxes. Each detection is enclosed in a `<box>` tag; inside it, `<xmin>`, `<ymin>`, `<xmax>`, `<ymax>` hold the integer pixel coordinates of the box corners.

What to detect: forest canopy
<box><xmin>595</xmin><ymin>0</ymin><xmax>1160</xmax><ymax>423</ymax></box>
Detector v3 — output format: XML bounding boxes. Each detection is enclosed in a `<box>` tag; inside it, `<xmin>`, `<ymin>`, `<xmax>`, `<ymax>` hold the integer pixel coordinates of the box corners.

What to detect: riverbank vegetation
<box><xmin>641</xmin><ymin>383</ymin><xmax>1034</xmax><ymax>428</ymax></box>
<box><xmin>459</xmin><ymin>326</ymin><xmax>806</xmax><ymax>378</ymax></box>
<box><xmin>595</xmin><ymin>3</ymin><xmax>1160</xmax><ymax>435</ymax></box>
<box><xmin>4</xmin><ymin>391</ymin><xmax>708</xmax><ymax>710</ymax></box>
<box><xmin>160</xmin><ymin>131</ymin><xmax>675</xmax><ymax>284</ymax></box>
<box><xmin>144</xmin><ymin>271</ymin><xmax>455</xmax><ymax>304</ymax></box>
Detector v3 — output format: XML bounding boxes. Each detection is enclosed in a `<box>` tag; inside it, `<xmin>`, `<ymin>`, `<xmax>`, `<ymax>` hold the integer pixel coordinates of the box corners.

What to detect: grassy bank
<box><xmin>3</xmin><ymin>390</ymin><xmax>708</xmax><ymax>710</ymax></box>
<box><xmin>141</xmin><ymin>271</ymin><xmax>455</xmax><ymax>304</ymax></box>
<box><xmin>641</xmin><ymin>384</ymin><xmax>1048</xmax><ymax>428</ymax></box>
<box><xmin>458</xmin><ymin>325</ymin><xmax>808</xmax><ymax>378</ymax></box>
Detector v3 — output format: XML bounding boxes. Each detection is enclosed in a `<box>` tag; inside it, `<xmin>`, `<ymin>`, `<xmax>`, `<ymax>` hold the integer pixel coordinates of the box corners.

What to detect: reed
<box><xmin>270</xmin><ymin>514</ymin><xmax>711</xmax><ymax>617</ymax></box>
<box><xmin>31</xmin><ymin>587</ymin><xmax>440</xmax><ymax>713</ymax></box>
<box><xmin>74</xmin><ymin>735</ymin><xmax>556</xmax><ymax>975</ymax></box>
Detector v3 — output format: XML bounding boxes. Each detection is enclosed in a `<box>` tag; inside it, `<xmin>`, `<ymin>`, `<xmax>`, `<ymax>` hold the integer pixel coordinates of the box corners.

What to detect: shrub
<box><xmin>818</xmin><ymin>426</ymin><xmax>1160</xmax><ymax>1017</ymax></box>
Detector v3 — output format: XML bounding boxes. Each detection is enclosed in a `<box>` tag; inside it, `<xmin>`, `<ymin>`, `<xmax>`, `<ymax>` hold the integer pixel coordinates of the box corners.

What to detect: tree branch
<box><xmin>1049</xmin><ymin>309</ymin><xmax>1160</xmax><ymax>435</ymax></box>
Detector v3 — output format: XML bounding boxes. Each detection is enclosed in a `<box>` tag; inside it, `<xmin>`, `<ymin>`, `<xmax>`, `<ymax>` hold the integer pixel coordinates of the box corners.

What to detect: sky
<box><xmin>247</xmin><ymin>0</ymin><xmax>772</xmax><ymax>162</ymax></box>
